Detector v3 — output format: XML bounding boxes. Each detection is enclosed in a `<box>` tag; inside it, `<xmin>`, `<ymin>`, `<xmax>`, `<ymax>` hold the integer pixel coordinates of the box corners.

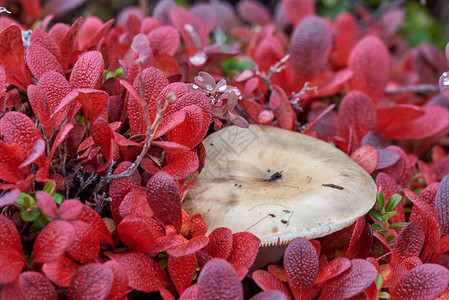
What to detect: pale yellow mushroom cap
<box><xmin>183</xmin><ymin>125</ymin><xmax>377</xmax><ymax>247</ymax></box>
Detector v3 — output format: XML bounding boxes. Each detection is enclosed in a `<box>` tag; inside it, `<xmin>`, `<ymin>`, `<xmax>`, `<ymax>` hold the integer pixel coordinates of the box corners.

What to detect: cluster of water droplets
<box><xmin>439</xmin><ymin>72</ymin><xmax>449</xmax><ymax>90</ymax></box>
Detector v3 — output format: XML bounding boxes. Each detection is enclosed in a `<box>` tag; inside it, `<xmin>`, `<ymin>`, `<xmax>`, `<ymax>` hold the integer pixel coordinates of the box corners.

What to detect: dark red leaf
<box><xmin>197</xmin><ymin>258</ymin><xmax>244</xmax><ymax>300</ymax></box>
<box><xmin>390</xmin><ymin>264</ymin><xmax>449</xmax><ymax>300</ymax></box>
<box><xmin>117</xmin><ymin>216</ymin><xmax>154</xmax><ymax>252</ymax></box>
<box><xmin>116</xmin><ymin>251</ymin><xmax>169</xmax><ymax>292</ymax></box>
<box><xmin>392</xmin><ymin>221</ymin><xmax>425</xmax><ymax>263</ymax></box>
<box><xmin>227</xmin><ymin>232</ymin><xmax>260</xmax><ymax>279</ymax></box>
<box><xmin>435</xmin><ymin>174</ymin><xmax>449</xmax><ymax>236</ymax></box>
<box><xmin>146</xmin><ymin>171</ymin><xmax>182</xmax><ymax>230</ymax></box>
<box><xmin>316</xmin><ymin>257</ymin><xmax>351</xmax><ymax>284</ymax></box>
<box><xmin>290</xmin><ymin>16</ymin><xmax>331</xmax><ymax>83</ymax></box>
<box><xmin>1</xmin><ymin>271</ymin><xmax>57</xmax><ymax>300</ymax></box>
<box><xmin>66</xmin><ymin>220</ymin><xmax>100</xmax><ymax>263</ymax></box>
<box><xmin>92</xmin><ymin>117</ymin><xmax>115</xmax><ymax>163</ymax></box>
<box><xmin>0</xmin><ymin>65</ymin><xmax>6</xmax><ymax>112</ymax></box>
<box><xmin>402</xmin><ymin>256</ymin><xmax>423</xmax><ymax>270</ymax></box>
<box><xmin>67</xmin><ymin>263</ymin><xmax>113</xmax><ymax>300</ymax></box>
<box><xmin>348</xmin><ymin>36</ymin><xmax>390</xmax><ymax>104</ymax></box>
<box><xmin>250</xmin><ymin>290</ymin><xmax>288</xmax><ymax>300</ymax></box>
<box><xmin>168</xmin><ymin>254</ymin><xmax>198</xmax><ymax>295</ymax></box>
<box><xmin>283</xmin><ymin>237</ymin><xmax>319</xmax><ymax>298</ymax></box>
<box><xmin>203</xmin><ymin>227</ymin><xmax>233</xmax><ymax>259</ymax></box>
<box><xmin>109</xmin><ymin>161</ymin><xmax>141</xmax><ymax>224</ymax></box>
<box><xmin>338</xmin><ymin>91</ymin><xmax>376</xmax><ymax>142</ymax></box>
<box><xmin>42</xmin><ymin>255</ymin><xmax>79</xmax><ymax>287</ymax></box>
<box><xmin>33</xmin><ymin>220</ymin><xmax>75</xmax><ymax>263</ymax></box>
<box><xmin>252</xmin><ymin>270</ymin><xmax>291</xmax><ymax>300</ymax></box>
<box><xmin>0</xmin><ymin>25</ymin><xmax>32</xmax><ymax>90</ymax></box>
<box><xmin>26</xmin><ymin>43</ymin><xmax>63</xmax><ymax>80</ymax></box>
<box><xmin>321</xmin><ymin>259</ymin><xmax>378</xmax><ymax>299</ymax></box>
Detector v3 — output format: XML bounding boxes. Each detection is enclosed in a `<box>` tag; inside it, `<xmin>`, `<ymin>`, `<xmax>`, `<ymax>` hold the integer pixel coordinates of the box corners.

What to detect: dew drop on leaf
<box><xmin>439</xmin><ymin>72</ymin><xmax>449</xmax><ymax>89</ymax></box>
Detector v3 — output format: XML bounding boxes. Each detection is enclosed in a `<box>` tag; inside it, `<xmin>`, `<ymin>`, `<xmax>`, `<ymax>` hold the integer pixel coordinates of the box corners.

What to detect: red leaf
<box><xmin>290</xmin><ymin>16</ymin><xmax>331</xmax><ymax>83</ymax></box>
<box><xmin>252</xmin><ymin>270</ymin><xmax>291</xmax><ymax>300</ymax></box>
<box><xmin>331</xmin><ymin>12</ymin><xmax>358</xmax><ymax>67</ymax></box>
<box><xmin>0</xmin><ymin>142</ymin><xmax>25</xmax><ymax>183</ymax></box>
<box><xmin>227</xmin><ymin>232</ymin><xmax>260</xmax><ymax>279</ymax></box>
<box><xmin>282</xmin><ymin>0</ymin><xmax>315</xmax><ymax>27</ymax></box>
<box><xmin>273</xmin><ymin>85</ymin><xmax>294</xmax><ymax>130</ymax></box>
<box><xmin>380</xmin><ymin>106</ymin><xmax>449</xmax><ymax>139</ymax></box>
<box><xmin>402</xmin><ymin>256</ymin><xmax>422</xmax><ymax>270</ymax></box>
<box><xmin>166</xmin><ymin>105</ymin><xmax>205</xmax><ymax>149</ymax></box>
<box><xmin>66</xmin><ymin>220</ymin><xmax>100</xmax><ymax>263</ymax></box>
<box><xmin>390</xmin><ymin>264</ymin><xmax>449</xmax><ymax>300</ymax></box>
<box><xmin>0</xmin><ymin>245</ymin><xmax>25</xmax><ymax>284</ymax></box>
<box><xmin>435</xmin><ymin>174</ymin><xmax>449</xmax><ymax>236</ymax></box>
<box><xmin>0</xmin><ymin>214</ymin><xmax>25</xmax><ymax>258</ymax></box>
<box><xmin>1</xmin><ymin>111</ymin><xmax>44</xmax><ymax>167</ymax></box>
<box><xmin>338</xmin><ymin>91</ymin><xmax>376</xmax><ymax>142</ymax></box>
<box><xmin>92</xmin><ymin>117</ymin><xmax>115</xmax><ymax>159</ymax></box>
<box><xmin>33</xmin><ymin>220</ymin><xmax>75</xmax><ymax>263</ymax></box>
<box><xmin>119</xmin><ymin>187</ymin><xmax>153</xmax><ymax>218</ymax></box>
<box><xmin>167</xmin><ymin>235</ymin><xmax>209</xmax><ymax>257</ymax></box>
<box><xmin>59</xmin><ymin>17</ymin><xmax>83</xmax><ymax>69</ymax></box>
<box><xmin>379</xmin><ymin>263</ymin><xmax>408</xmax><ymax>288</ymax></box>
<box><xmin>35</xmin><ymin>191</ymin><xmax>57</xmax><ymax>218</ymax></box>
<box><xmin>19</xmin><ymin>139</ymin><xmax>46</xmax><ymax>169</ymax></box>
<box><xmin>67</xmin><ymin>263</ymin><xmax>113</xmax><ymax>300</ymax></box>
<box><xmin>316</xmin><ymin>257</ymin><xmax>351</xmax><ymax>284</ymax></box>
<box><xmin>283</xmin><ymin>237</ymin><xmax>319</xmax><ymax>298</ymax></box>
<box><xmin>376</xmin><ymin>104</ymin><xmax>424</xmax><ymax>132</ymax></box>
<box><xmin>0</xmin><ymin>65</ymin><xmax>6</xmax><ymax>112</ymax></box>
<box><xmin>0</xmin><ymin>188</ymin><xmax>20</xmax><ymax>208</ymax></box>
<box><xmin>197</xmin><ymin>258</ymin><xmax>244</xmax><ymax>300</ymax></box>
<box><xmin>163</xmin><ymin>151</ymin><xmax>199</xmax><ymax>180</ymax></box>
<box><xmin>26</xmin><ymin>43</ymin><xmax>63</xmax><ymax>79</ymax></box>
<box><xmin>237</xmin><ymin>0</ymin><xmax>271</xmax><ymax>25</ymax></box>
<box><xmin>116</xmin><ymin>251</ymin><xmax>169</xmax><ymax>292</ymax></box>
<box><xmin>321</xmin><ymin>259</ymin><xmax>378</xmax><ymax>299</ymax></box>
<box><xmin>351</xmin><ymin>146</ymin><xmax>379</xmax><ymax>174</ymax></box>
<box><xmin>190</xmin><ymin>214</ymin><xmax>208</xmax><ymax>237</ymax></box>
<box><xmin>146</xmin><ymin>171</ymin><xmax>182</xmax><ymax>230</ymax></box>
<box><xmin>117</xmin><ymin>216</ymin><xmax>154</xmax><ymax>252</ymax></box>
<box><xmin>1</xmin><ymin>271</ymin><xmax>57</xmax><ymax>300</ymax></box>
<box><xmin>203</xmin><ymin>227</ymin><xmax>233</xmax><ymax>259</ymax></box>
<box><xmin>344</xmin><ymin>217</ymin><xmax>365</xmax><ymax>258</ymax></box>
<box><xmin>348</xmin><ymin>36</ymin><xmax>390</xmax><ymax>104</ymax></box>
<box><xmin>0</xmin><ymin>25</ymin><xmax>32</xmax><ymax>90</ymax></box>
<box><xmin>168</xmin><ymin>254</ymin><xmax>198</xmax><ymax>295</ymax></box>
<box><xmin>70</xmin><ymin>50</ymin><xmax>103</xmax><ymax>89</ymax></box>
<box><xmin>76</xmin><ymin>204</ymin><xmax>114</xmax><ymax>246</ymax></box>
<box><xmin>30</xmin><ymin>27</ymin><xmax>61</xmax><ymax>59</ymax></box>
<box><xmin>103</xmin><ymin>260</ymin><xmax>129</xmax><ymax>298</ymax></box>
<box><xmin>109</xmin><ymin>161</ymin><xmax>141</xmax><ymax>224</ymax></box>
<box><xmin>152</xmin><ymin>140</ymin><xmax>190</xmax><ymax>156</ymax></box>
<box><xmin>42</xmin><ymin>255</ymin><xmax>79</xmax><ymax>287</ymax></box>
<box><xmin>392</xmin><ymin>221</ymin><xmax>425</xmax><ymax>263</ymax></box>
<box><xmin>148</xmin><ymin>25</ymin><xmax>180</xmax><ymax>56</ymax></box>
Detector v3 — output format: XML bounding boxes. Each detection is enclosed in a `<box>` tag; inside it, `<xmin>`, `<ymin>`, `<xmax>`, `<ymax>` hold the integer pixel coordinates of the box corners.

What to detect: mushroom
<box><xmin>183</xmin><ymin>125</ymin><xmax>377</xmax><ymax>265</ymax></box>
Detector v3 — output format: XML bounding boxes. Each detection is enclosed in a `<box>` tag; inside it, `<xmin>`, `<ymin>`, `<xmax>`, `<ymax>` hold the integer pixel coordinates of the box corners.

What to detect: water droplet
<box><xmin>439</xmin><ymin>72</ymin><xmax>449</xmax><ymax>89</ymax></box>
<box><xmin>218</xmin><ymin>84</ymin><xmax>227</xmax><ymax>92</ymax></box>
<box><xmin>206</xmin><ymin>84</ymin><xmax>213</xmax><ymax>91</ymax></box>
<box><xmin>197</xmin><ymin>76</ymin><xmax>204</xmax><ymax>82</ymax></box>
<box><xmin>192</xmin><ymin>84</ymin><xmax>199</xmax><ymax>89</ymax></box>
<box><xmin>189</xmin><ymin>52</ymin><xmax>207</xmax><ymax>66</ymax></box>
<box><xmin>184</xmin><ymin>24</ymin><xmax>194</xmax><ymax>33</ymax></box>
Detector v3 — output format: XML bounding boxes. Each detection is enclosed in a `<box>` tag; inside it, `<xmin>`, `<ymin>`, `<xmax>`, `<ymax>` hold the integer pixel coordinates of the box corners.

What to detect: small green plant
<box><xmin>370</xmin><ymin>193</ymin><xmax>407</xmax><ymax>247</ymax></box>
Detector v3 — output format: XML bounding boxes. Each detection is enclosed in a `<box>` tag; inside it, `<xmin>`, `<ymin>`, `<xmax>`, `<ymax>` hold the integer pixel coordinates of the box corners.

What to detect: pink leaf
<box><xmin>1</xmin><ymin>271</ymin><xmax>57</xmax><ymax>300</ymax></box>
<box><xmin>282</xmin><ymin>0</ymin><xmax>315</xmax><ymax>27</ymax></box>
<box><xmin>237</xmin><ymin>0</ymin><xmax>271</xmax><ymax>26</ymax></box>
<box><xmin>0</xmin><ymin>189</ymin><xmax>20</xmax><ymax>208</ymax></box>
<box><xmin>42</xmin><ymin>255</ymin><xmax>79</xmax><ymax>287</ymax></box>
<box><xmin>35</xmin><ymin>191</ymin><xmax>57</xmax><ymax>218</ymax></box>
<box><xmin>58</xmin><ymin>199</ymin><xmax>84</xmax><ymax>220</ymax></box>
<box><xmin>148</xmin><ymin>25</ymin><xmax>180</xmax><ymax>56</ymax></box>
<box><xmin>351</xmin><ymin>145</ymin><xmax>379</xmax><ymax>174</ymax></box>
<box><xmin>103</xmin><ymin>260</ymin><xmax>129</xmax><ymax>298</ymax></box>
<box><xmin>435</xmin><ymin>174</ymin><xmax>449</xmax><ymax>235</ymax></box>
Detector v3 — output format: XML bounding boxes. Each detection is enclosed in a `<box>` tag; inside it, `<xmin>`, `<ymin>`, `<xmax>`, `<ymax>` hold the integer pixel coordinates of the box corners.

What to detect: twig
<box><xmin>75</xmin><ymin>172</ymin><xmax>98</xmax><ymax>198</ymax></box>
<box><xmin>255</xmin><ymin>54</ymin><xmax>290</xmax><ymax>109</ymax></box>
<box><xmin>385</xmin><ymin>84</ymin><xmax>440</xmax><ymax>94</ymax></box>
<box><xmin>0</xmin><ymin>7</ymin><xmax>11</xmax><ymax>14</ymax></box>
<box><xmin>289</xmin><ymin>82</ymin><xmax>317</xmax><ymax>106</ymax></box>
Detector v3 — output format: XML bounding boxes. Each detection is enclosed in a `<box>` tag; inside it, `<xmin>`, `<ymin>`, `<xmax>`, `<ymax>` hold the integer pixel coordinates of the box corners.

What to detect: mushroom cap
<box><xmin>183</xmin><ymin>125</ymin><xmax>377</xmax><ymax>247</ymax></box>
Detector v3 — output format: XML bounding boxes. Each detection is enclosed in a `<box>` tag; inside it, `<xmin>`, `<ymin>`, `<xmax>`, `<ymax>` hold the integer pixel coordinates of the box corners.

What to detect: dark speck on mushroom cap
<box><xmin>183</xmin><ymin>125</ymin><xmax>377</xmax><ymax>247</ymax></box>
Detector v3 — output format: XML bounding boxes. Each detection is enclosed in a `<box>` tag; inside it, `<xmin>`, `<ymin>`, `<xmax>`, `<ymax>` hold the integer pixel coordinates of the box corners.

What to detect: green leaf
<box><xmin>52</xmin><ymin>193</ymin><xmax>63</xmax><ymax>205</ymax></box>
<box><xmin>369</xmin><ymin>209</ymin><xmax>384</xmax><ymax>222</ymax></box>
<box><xmin>379</xmin><ymin>291</ymin><xmax>390</xmax><ymax>299</ymax></box>
<box><xmin>385</xmin><ymin>194</ymin><xmax>401</xmax><ymax>212</ymax></box>
<box><xmin>375</xmin><ymin>273</ymin><xmax>384</xmax><ymax>290</ymax></box>
<box><xmin>21</xmin><ymin>207</ymin><xmax>41</xmax><ymax>222</ymax></box>
<box><xmin>371</xmin><ymin>223</ymin><xmax>384</xmax><ymax>231</ymax></box>
<box><xmin>16</xmin><ymin>193</ymin><xmax>35</xmax><ymax>207</ymax></box>
<box><xmin>43</xmin><ymin>181</ymin><xmax>56</xmax><ymax>194</ymax></box>
<box><xmin>386</xmin><ymin>235</ymin><xmax>396</xmax><ymax>243</ymax></box>
<box><xmin>383</xmin><ymin>211</ymin><xmax>398</xmax><ymax>221</ymax></box>
<box><xmin>389</xmin><ymin>222</ymin><xmax>408</xmax><ymax>229</ymax></box>
<box><xmin>376</xmin><ymin>192</ymin><xmax>385</xmax><ymax>209</ymax></box>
